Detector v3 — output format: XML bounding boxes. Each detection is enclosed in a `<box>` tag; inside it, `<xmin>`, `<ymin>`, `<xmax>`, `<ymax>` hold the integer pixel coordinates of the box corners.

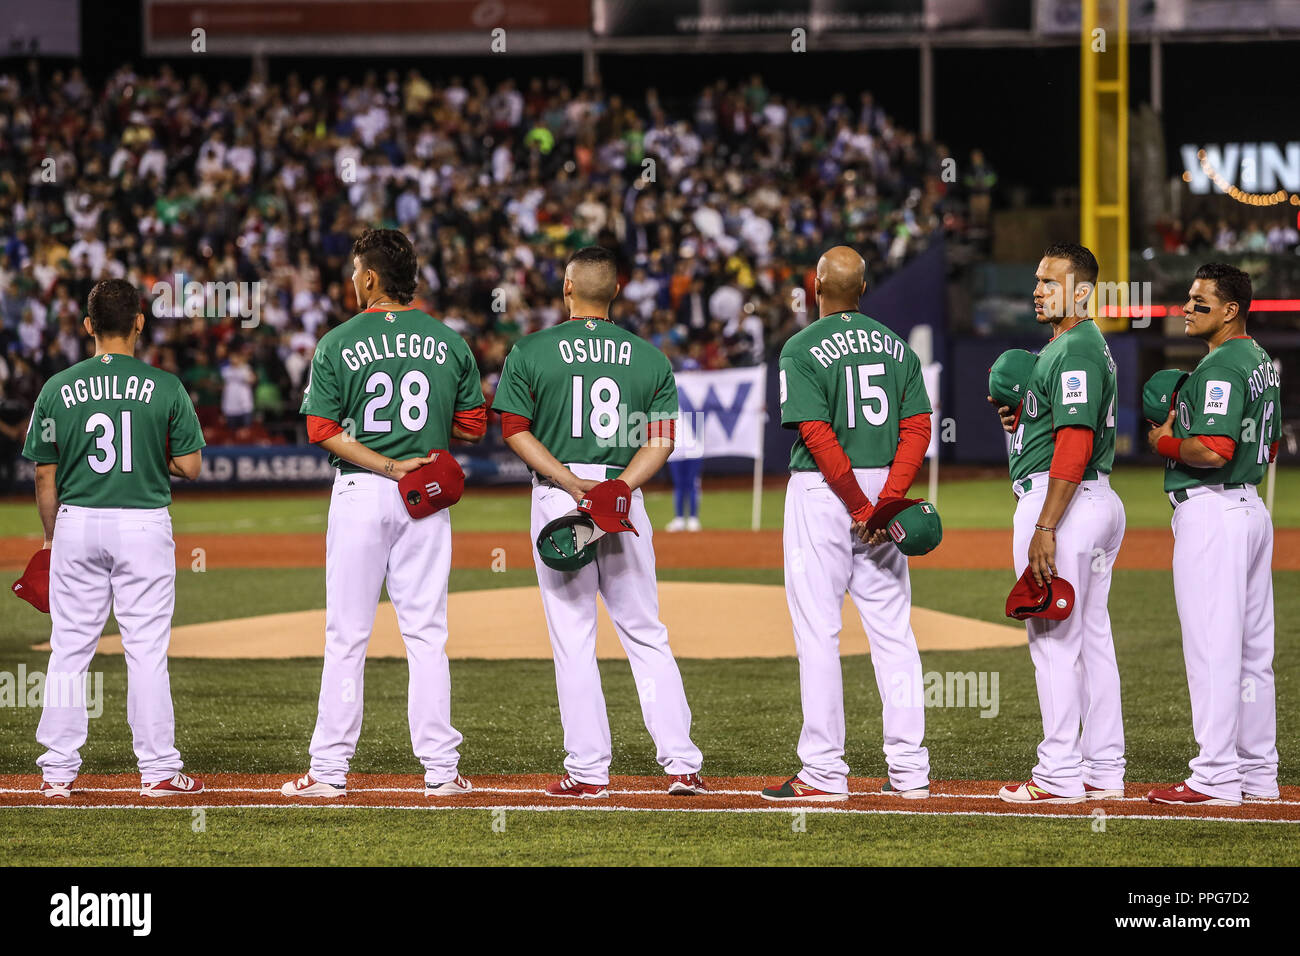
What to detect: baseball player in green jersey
<box><xmin>988</xmin><ymin>243</ymin><xmax>1126</xmax><ymax>805</ymax></box>
<box><xmin>21</xmin><ymin>279</ymin><xmax>206</xmax><ymax>799</ymax></box>
<box><xmin>1145</xmin><ymin>264</ymin><xmax>1280</xmax><ymax>807</ymax></box>
<box><xmin>493</xmin><ymin>246</ymin><xmax>704</xmax><ymax>798</ymax></box>
<box><xmin>762</xmin><ymin>246</ymin><xmax>934</xmax><ymax>802</ymax></box>
<box><xmin>280</xmin><ymin>229</ymin><xmax>487</xmax><ymax>799</ymax></box>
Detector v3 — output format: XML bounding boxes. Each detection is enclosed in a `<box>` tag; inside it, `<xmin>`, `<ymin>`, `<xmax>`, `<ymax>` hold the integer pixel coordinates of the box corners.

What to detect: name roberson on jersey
<box><xmin>778</xmin><ymin>311</ymin><xmax>931</xmax><ymax>469</ymax></box>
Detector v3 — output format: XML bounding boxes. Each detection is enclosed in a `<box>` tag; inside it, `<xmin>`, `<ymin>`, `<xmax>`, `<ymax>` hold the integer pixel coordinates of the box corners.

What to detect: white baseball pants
<box><xmin>308</xmin><ymin>471</ymin><xmax>462</xmax><ymax>786</ymax></box>
<box><xmin>37</xmin><ymin>505</ymin><xmax>183</xmax><ymax>784</ymax></box>
<box><xmin>1171</xmin><ymin>484</ymin><xmax>1277</xmax><ymax>801</ymax></box>
<box><xmin>1012</xmin><ymin>471</ymin><xmax>1126</xmax><ymax>796</ymax></box>
<box><xmin>783</xmin><ymin>468</ymin><xmax>930</xmax><ymax>794</ymax></box>
<box><xmin>530</xmin><ymin>462</ymin><xmax>702</xmax><ymax>785</ymax></box>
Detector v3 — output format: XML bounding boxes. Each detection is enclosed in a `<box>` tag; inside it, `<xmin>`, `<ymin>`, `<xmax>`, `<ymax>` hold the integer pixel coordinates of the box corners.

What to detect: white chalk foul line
<box><xmin>0</xmin><ymin>784</ymin><xmax>1294</xmax><ymax>807</ymax></box>
<box><xmin>0</xmin><ymin>802</ymin><xmax>1296</xmax><ymax>824</ymax></box>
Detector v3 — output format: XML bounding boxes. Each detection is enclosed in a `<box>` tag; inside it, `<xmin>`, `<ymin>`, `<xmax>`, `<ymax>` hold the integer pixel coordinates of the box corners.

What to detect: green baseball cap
<box><xmin>536</xmin><ymin>510</ymin><xmax>605</xmax><ymax>572</ymax></box>
<box><xmin>871</xmin><ymin>498</ymin><xmax>943</xmax><ymax>557</ymax></box>
<box><xmin>988</xmin><ymin>349</ymin><xmax>1038</xmax><ymax>408</ymax></box>
<box><xmin>1142</xmin><ymin>369</ymin><xmax>1190</xmax><ymax>424</ymax></box>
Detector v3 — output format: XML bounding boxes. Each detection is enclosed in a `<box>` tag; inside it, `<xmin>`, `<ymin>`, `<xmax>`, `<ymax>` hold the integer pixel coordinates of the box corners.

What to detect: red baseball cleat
<box><xmin>1146</xmin><ymin>782</ymin><xmax>1240</xmax><ymax>807</ymax></box>
<box><xmin>998</xmin><ymin>780</ymin><xmax>1084</xmax><ymax>804</ymax></box>
<box><xmin>544</xmin><ymin>775</ymin><xmax>609</xmax><ymax>799</ymax></box>
<box><xmin>761</xmin><ymin>776</ymin><xmax>849</xmax><ymax>802</ymax></box>
<box><xmin>40</xmin><ymin>780</ymin><xmax>74</xmax><ymax>799</ymax></box>
<box><xmin>667</xmin><ymin>773</ymin><xmax>706</xmax><ymax>795</ymax></box>
<box><xmin>140</xmin><ymin>772</ymin><xmax>204</xmax><ymax>797</ymax></box>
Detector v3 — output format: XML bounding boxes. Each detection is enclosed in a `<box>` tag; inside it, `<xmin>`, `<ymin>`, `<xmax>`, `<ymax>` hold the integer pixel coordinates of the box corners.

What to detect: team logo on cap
<box><xmin>889</xmin><ymin>521</ymin><xmax>907</xmax><ymax>543</ymax></box>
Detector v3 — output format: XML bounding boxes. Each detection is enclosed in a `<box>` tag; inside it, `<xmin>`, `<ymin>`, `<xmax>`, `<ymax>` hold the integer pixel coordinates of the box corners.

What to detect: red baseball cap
<box><xmin>399</xmin><ymin>451</ymin><xmax>465</xmax><ymax>519</ymax></box>
<box><xmin>12</xmin><ymin>548</ymin><xmax>51</xmax><ymax>614</ymax></box>
<box><xmin>1005</xmin><ymin>566</ymin><xmax>1076</xmax><ymax>621</ymax></box>
<box><xmin>578</xmin><ymin>479</ymin><xmax>638</xmax><ymax>535</ymax></box>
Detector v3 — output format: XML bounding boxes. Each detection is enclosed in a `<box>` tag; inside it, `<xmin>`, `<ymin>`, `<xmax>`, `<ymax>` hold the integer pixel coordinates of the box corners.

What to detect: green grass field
<box><xmin>1</xmin><ymin>471</ymin><xmax>1296</xmax><ymax>866</ymax></box>
<box><xmin>1</xmin><ymin>465</ymin><xmax>1295</xmax><ymax>537</ymax></box>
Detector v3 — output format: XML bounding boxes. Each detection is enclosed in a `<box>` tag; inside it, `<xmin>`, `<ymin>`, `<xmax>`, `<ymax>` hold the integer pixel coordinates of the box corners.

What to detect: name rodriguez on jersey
<box><xmin>804</xmin><ymin>325</ymin><xmax>907</xmax><ymax>369</ymax></box>
<box><xmin>57</xmin><ymin>374</ymin><xmax>158</xmax><ymax>408</ymax></box>
<box><xmin>341</xmin><ymin>332</ymin><xmax>451</xmax><ymax>371</ymax></box>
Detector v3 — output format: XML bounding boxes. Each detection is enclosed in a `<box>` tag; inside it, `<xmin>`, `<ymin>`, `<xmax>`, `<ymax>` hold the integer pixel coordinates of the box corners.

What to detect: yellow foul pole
<box><xmin>1081</xmin><ymin>0</ymin><xmax>1129</xmax><ymax>332</ymax></box>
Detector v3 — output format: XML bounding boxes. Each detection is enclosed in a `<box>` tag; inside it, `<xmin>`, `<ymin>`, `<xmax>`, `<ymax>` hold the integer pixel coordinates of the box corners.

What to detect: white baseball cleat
<box><xmin>40</xmin><ymin>780</ymin><xmax>74</xmax><ymax>799</ymax></box>
<box><xmin>140</xmin><ymin>772</ymin><xmax>204</xmax><ymax>797</ymax></box>
<box><xmin>425</xmin><ymin>774</ymin><xmax>473</xmax><ymax>796</ymax></box>
<box><xmin>279</xmin><ymin>772</ymin><xmax>346</xmax><ymax>798</ymax></box>
<box><xmin>1243</xmin><ymin>791</ymin><xmax>1281</xmax><ymax>802</ymax></box>
<box><xmin>665</xmin><ymin>516</ymin><xmax>687</xmax><ymax>532</ymax></box>
<box><xmin>881</xmin><ymin>780</ymin><xmax>930</xmax><ymax>799</ymax></box>
<box><xmin>1084</xmin><ymin>783</ymin><xmax>1124</xmax><ymax>800</ymax></box>
<box><xmin>998</xmin><ymin>780</ymin><xmax>1084</xmax><ymax>804</ymax></box>
<box><xmin>686</xmin><ymin>516</ymin><xmax>702</xmax><ymax>532</ymax></box>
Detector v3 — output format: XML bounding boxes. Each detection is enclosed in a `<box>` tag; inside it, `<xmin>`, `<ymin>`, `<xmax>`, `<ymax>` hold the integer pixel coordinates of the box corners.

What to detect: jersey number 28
<box><xmin>364</xmin><ymin>370</ymin><xmax>430</xmax><ymax>432</ymax></box>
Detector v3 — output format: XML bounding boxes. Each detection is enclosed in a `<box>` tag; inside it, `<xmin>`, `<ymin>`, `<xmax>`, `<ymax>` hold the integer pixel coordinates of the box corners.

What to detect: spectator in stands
<box><xmin>220</xmin><ymin>347</ymin><xmax>257</xmax><ymax>432</ymax></box>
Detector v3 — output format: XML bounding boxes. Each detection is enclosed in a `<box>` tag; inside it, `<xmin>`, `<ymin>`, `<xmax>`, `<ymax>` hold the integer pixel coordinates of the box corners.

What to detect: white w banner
<box><xmin>673</xmin><ymin>365</ymin><xmax>768</xmax><ymax>460</ymax></box>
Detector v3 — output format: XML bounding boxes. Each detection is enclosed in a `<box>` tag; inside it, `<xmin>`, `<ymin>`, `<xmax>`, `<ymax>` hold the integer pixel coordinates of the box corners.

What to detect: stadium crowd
<box><xmin>0</xmin><ymin>63</ymin><xmax>980</xmax><ymax>454</ymax></box>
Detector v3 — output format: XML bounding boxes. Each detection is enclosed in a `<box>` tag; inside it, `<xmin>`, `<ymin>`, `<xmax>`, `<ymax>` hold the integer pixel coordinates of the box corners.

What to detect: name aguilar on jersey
<box><xmin>805</xmin><ymin>322</ymin><xmax>908</xmax><ymax>370</ymax></box>
<box><xmin>342</xmin><ymin>332</ymin><xmax>451</xmax><ymax>371</ymax></box>
<box><xmin>557</xmin><ymin>337</ymin><xmax>633</xmax><ymax>366</ymax></box>
<box><xmin>58</xmin><ymin>373</ymin><xmax>157</xmax><ymax>408</ymax></box>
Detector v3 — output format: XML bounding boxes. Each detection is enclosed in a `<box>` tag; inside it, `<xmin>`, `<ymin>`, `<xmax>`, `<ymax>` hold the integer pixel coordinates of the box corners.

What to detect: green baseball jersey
<box><xmin>300</xmin><ymin>308</ymin><xmax>484</xmax><ymax>474</ymax></box>
<box><xmin>1008</xmin><ymin>319</ymin><xmax>1117</xmax><ymax>481</ymax></box>
<box><xmin>1165</xmin><ymin>336</ymin><xmax>1280</xmax><ymax>491</ymax></box>
<box><xmin>22</xmin><ymin>353</ymin><xmax>205</xmax><ymax>509</ymax></box>
<box><xmin>492</xmin><ymin>317</ymin><xmax>678</xmax><ymax>468</ymax></box>
<box><xmin>779</xmin><ymin>311</ymin><xmax>931</xmax><ymax>469</ymax></box>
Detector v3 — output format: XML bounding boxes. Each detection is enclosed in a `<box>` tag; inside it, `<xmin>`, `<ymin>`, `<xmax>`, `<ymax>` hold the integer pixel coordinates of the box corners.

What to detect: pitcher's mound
<box><xmin>40</xmin><ymin>582</ymin><xmax>1025</xmax><ymax>660</ymax></box>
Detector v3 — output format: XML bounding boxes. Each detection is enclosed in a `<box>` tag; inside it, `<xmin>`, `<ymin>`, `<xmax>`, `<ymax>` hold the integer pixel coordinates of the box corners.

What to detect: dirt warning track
<box><xmin>5</xmin><ymin>528</ymin><xmax>1299</xmax><ymax>572</ymax></box>
<box><xmin>1</xmin><ymin>774</ymin><xmax>1296</xmax><ymax>822</ymax></box>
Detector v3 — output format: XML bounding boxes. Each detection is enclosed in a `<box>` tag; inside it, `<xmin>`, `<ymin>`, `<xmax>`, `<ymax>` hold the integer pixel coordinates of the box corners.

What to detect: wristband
<box><xmin>1156</xmin><ymin>435</ymin><xmax>1183</xmax><ymax>461</ymax></box>
<box><xmin>1034</xmin><ymin>524</ymin><xmax>1056</xmax><ymax>535</ymax></box>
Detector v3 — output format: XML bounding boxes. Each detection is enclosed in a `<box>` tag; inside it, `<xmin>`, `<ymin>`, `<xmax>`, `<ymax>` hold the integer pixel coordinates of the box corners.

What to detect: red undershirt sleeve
<box><xmin>880</xmin><ymin>412</ymin><xmax>931</xmax><ymax>500</ymax></box>
<box><xmin>1047</xmin><ymin>425</ymin><xmax>1094</xmax><ymax>483</ymax></box>
<box><xmin>500</xmin><ymin>411</ymin><xmax>532</xmax><ymax>439</ymax></box>
<box><xmin>306</xmin><ymin>415</ymin><xmax>344</xmax><ymax>443</ymax></box>
<box><xmin>1196</xmin><ymin>434</ymin><xmax>1236</xmax><ymax>460</ymax></box>
<box><xmin>647</xmin><ymin>419</ymin><xmax>676</xmax><ymax>442</ymax></box>
<box><xmin>452</xmin><ymin>406</ymin><xmax>488</xmax><ymax>438</ymax></box>
<box><xmin>799</xmin><ymin>420</ymin><xmax>872</xmax><ymax>521</ymax></box>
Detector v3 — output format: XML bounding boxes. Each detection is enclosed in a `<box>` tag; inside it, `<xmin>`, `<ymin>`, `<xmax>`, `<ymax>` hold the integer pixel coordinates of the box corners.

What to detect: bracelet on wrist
<box><xmin>1034</xmin><ymin>524</ymin><xmax>1056</xmax><ymax>534</ymax></box>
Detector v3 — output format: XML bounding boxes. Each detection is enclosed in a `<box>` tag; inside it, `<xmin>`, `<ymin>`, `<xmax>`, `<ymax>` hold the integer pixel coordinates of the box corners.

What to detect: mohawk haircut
<box><xmin>565</xmin><ymin>246</ymin><xmax>619</xmax><ymax>304</ymax></box>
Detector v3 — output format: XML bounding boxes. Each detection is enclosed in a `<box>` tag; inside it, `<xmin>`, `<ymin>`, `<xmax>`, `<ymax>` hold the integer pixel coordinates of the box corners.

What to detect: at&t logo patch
<box><xmin>1204</xmin><ymin>380</ymin><xmax>1231</xmax><ymax>414</ymax></box>
<box><xmin>1061</xmin><ymin>370</ymin><xmax>1088</xmax><ymax>405</ymax></box>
